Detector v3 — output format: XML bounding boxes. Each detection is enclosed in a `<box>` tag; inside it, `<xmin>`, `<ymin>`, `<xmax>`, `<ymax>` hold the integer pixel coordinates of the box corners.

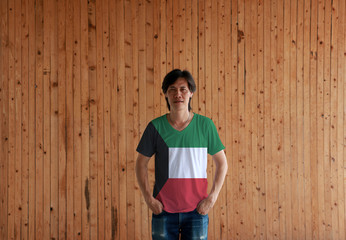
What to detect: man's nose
<box><xmin>175</xmin><ymin>90</ymin><xmax>182</xmax><ymax>98</ymax></box>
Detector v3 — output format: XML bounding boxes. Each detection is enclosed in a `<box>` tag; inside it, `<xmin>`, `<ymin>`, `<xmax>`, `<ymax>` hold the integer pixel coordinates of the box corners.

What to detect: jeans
<box><xmin>152</xmin><ymin>209</ymin><xmax>209</xmax><ymax>240</ymax></box>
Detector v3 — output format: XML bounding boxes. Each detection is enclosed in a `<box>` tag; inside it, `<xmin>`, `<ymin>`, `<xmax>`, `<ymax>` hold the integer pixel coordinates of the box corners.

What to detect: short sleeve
<box><xmin>207</xmin><ymin>119</ymin><xmax>225</xmax><ymax>155</ymax></box>
<box><xmin>136</xmin><ymin>122</ymin><xmax>156</xmax><ymax>157</ymax></box>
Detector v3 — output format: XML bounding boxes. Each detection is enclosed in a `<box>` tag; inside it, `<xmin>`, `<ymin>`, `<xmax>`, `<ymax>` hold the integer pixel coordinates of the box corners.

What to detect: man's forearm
<box><xmin>135</xmin><ymin>158</ymin><xmax>152</xmax><ymax>202</ymax></box>
<box><xmin>197</xmin><ymin>150</ymin><xmax>228</xmax><ymax>215</ymax></box>
<box><xmin>209</xmin><ymin>160</ymin><xmax>228</xmax><ymax>200</ymax></box>
<box><xmin>209</xmin><ymin>150</ymin><xmax>228</xmax><ymax>201</ymax></box>
<box><xmin>136</xmin><ymin>154</ymin><xmax>164</xmax><ymax>214</ymax></box>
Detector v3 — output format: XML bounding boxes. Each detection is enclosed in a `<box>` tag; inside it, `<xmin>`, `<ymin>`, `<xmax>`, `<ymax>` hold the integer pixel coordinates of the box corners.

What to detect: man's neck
<box><xmin>169</xmin><ymin>110</ymin><xmax>190</xmax><ymax>124</ymax></box>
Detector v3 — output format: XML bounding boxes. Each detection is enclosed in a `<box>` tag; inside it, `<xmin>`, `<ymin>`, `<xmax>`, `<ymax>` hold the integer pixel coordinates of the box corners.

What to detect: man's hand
<box><xmin>197</xmin><ymin>194</ymin><xmax>216</xmax><ymax>215</ymax></box>
<box><xmin>136</xmin><ymin>153</ymin><xmax>164</xmax><ymax>215</ymax></box>
<box><xmin>197</xmin><ymin>150</ymin><xmax>228</xmax><ymax>215</ymax></box>
<box><xmin>146</xmin><ymin>196</ymin><xmax>164</xmax><ymax>215</ymax></box>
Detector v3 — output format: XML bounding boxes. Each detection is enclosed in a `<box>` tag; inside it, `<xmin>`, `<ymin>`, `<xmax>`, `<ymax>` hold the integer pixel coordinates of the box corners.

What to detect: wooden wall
<box><xmin>0</xmin><ymin>0</ymin><xmax>345</xmax><ymax>239</ymax></box>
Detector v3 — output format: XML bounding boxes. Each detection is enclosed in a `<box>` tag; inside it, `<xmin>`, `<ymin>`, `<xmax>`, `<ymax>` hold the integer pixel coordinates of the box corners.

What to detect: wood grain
<box><xmin>0</xmin><ymin>1</ymin><xmax>345</xmax><ymax>239</ymax></box>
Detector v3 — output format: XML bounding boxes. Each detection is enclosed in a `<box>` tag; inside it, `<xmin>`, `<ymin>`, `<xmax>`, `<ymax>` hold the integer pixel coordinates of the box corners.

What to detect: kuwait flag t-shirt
<box><xmin>136</xmin><ymin>113</ymin><xmax>225</xmax><ymax>213</ymax></box>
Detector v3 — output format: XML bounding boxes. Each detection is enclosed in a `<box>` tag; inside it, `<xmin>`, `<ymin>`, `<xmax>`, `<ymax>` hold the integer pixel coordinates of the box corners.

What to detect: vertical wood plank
<box><xmin>152</xmin><ymin>0</ymin><xmax>161</xmax><ymax>237</ymax></box>
<box><xmin>7</xmin><ymin>0</ymin><xmax>16</xmax><ymax>238</ymax></box>
<box><xmin>248</xmin><ymin>2</ymin><xmax>260</xmax><ymax>238</ymax></box>
<box><xmin>240</xmin><ymin>0</ymin><xmax>249</xmax><ymax>237</ymax></box>
<box><xmin>13</xmin><ymin>0</ymin><xmax>23</xmax><ymax>239</ymax></box>
<box><xmin>317</xmin><ymin>0</ymin><xmax>326</xmax><ymax>238</ymax></box>
<box><xmin>303</xmin><ymin>0</ymin><xmax>312</xmax><ymax>238</ymax></box>
<box><xmin>65</xmin><ymin>0</ymin><xmax>74</xmax><ymax>238</ymax></box>
<box><xmin>27</xmin><ymin>0</ymin><xmax>36</xmax><ymax>238</ymax></box>
<box><xmin>244</xmin><ymin>0</ymin><xmax>253</xmax><ymax>237</ymax></box>
<box><xmin>204</xmin><ymin>0</ymin><xmax>213</xmax><ymax>237</ymax></box>
<box><xmin>72</xmin><ymin>0</ymin><xmax>82</xmax><ymax>239</ymax></box>
<box><xmin>137</xmin><ymin>0</ymin><xmax>149</xmax><ymax>238</ymax></box>
<box><xmin>330</xmin><ymin>0</ymin><xmax>339</xmax><ymax>237</ymax></box>
<box><xmin>146</xmin><ymin>0</ymin><xmax>155</xmax><ymax>234</ymax></box>
<box><xmin>1</xmin><ymin>1</ymin><xmax>346</xmax><ymax>239</ymax></box>
<box><xmin>296</xmin><ymin>0</ymin><xmax>305</xmax><ymax>238</ymax></box>
<box><xmin>210</xmin><ymin>0</ymin><xmax>218</xmax><ymax>237</ymax></box>
<box><xmin>276</xmin><ymin>0</ymin><xmax>285</xmax><ymax>238</ymax></box>
<box><xmin>20</xmin><ymin>0</ymin><xmax>30</xmax><ymax>238</ymax></box>
<box><xmin>263</xmin><ymin>0</ymin><xmax>273</xmax><ymax>238</ymax></box>
<box><xmin>198</xmin><ymin>0</ymin><xmax>205</xmax><ymax>116</ymax></box>
<box><xmin>185</xmin><ymin>0</ymin><xmax>192</xmax><ymax>73</ymax></box>
<box><xmin>256</xmin><ymin>1</ymin><xmax>267</xmax><ymax>238</ymax></box>
<box><xmin>323</xmin><ymin>0</ymin><xmax>332</xmax><ymax>238</ymax></box>
<box><xmin>131</xmin><ymin>0</ymin><xmax>141</xmax><ymax>238</ymax></box>
<box><xmin>172</xmin><ymin>0</ymin><xmax>179</xmax><ymax>68</ymax></box>
<box><xmin>153</xmin><ymin>0</ymin><xmax>160</xmax><ymax>118</ymax></box>
<box><xmin>336</xmin><ymin>0</ymin><xmax>345</xmax><ymax>239</ymax></box>
<box><xmin>102</xmin><ymin>0</ymin><xmax>112</xmax><ymax>239</ymax></box>
<box><xmin>180</xmin><ymin>0</ymin><xmax>186</xmax><ymax>68</ymax></box>
<box><xmin>205</xmin><ymin>0</ymin><xmax>211</xmax><ymax>120</ymax></box>
<box><xmin>230</xmin><ymin>0</ymin><xmax>240</xmax><ymax>238</ymax></box>
<box><xmin>0</xmin><ymin>0</ymin><xmax>4</xmax><ymax>236</ymax></box>
<box><xmin>43</xmin><ymin>0</ymin><xmax>51</xmax><ymax>239</ymax></box>
<box><xmin>50</xmin><ymin>0</ymin><xmax>59</xmax><ymax>238</ymax></box>
<box><xmin>166</xmin><ymin>0</ymin><xmax>173</xmax><ymax>72</ymax></box>
<box><xmin>217</xmin><ymin>0</ymin><xmax>227</xmax><ymax>238</ymax></box>
<box><xmin>95</xmin><ymin>0</ymin><xmax>105</xmax><ymax>238</ymax></box>
<box><xmin>271</xmin><ymin>0</ymin><xmax>280</xmax><ymax>237</ymax></box>
<box><xmin>124</xmin><ymin>0</ymin><xmax>135</xmax><ymax>239</ymax></box>
<box><xmin>290</xmin><ymin>0</ymin><xmax>299</xmax><ymax>238</ymax></box>
<box><xmin>0</xmin><ymin>0</ymin><xmax>9</xmax><ymax>238</ymax></box>
<box><xmin>159</xmin><ymin>0</ymin><xmax>167</xmax><ymax>116</ymax></box>
<box><xmin>34</xmin><ymin>0</ymin><xmax>44</xmax><ymax>238</ymax></box>
<box><xmin>283</xmin><ymin>0</ymin><xmax>292</xmax><ymax>238</ymax></box>
<box><xmin>191</xmin><ymin>0</ymin><xmax>198</xmax><ymax>113</ymax></box>
<box><xmin>309</xmin><ymin>0</ymin><xmax>319</xmax><ymax>238</ymax></box>
<box><xmin>109</xmin><ymin>0</ymin><xmax>120</xmax><ymax>238</ymax></box>
<box><xmin>58</xmin><ymin>0</ymin><xmax>67</xmax><ymax>236</ymax></box>
<box><xmin>116</xmin><ymin>0</ymin><xmax>127</xmax><ymax>239</ymax></box>
<box><xmin>224</xmin><ymin>0</ymin><xmax>232</xmax><ymax>237</ymax></box>
<box><xmin>270</xmin><ymin>0</ymin><xmax>280</xmax><ymax>237</ymax></box>
<box><xmin>43</xmin><ymin>1</ymin><xmax>52</xmax><ymax>238</ymax></box>
<box><xmin>87</xmin><ymin>0</ymin><xmax>98</xmax><ymax>238</ymax></box>
<box><xmin>238</xmin><ymin>1</ymin><xmax>248</xmax><ymax>235</ymax></box>
<box><xmin>80</xmin><ymin>0</ymin><xmax>90</xmax><ymax>238</ymax></box>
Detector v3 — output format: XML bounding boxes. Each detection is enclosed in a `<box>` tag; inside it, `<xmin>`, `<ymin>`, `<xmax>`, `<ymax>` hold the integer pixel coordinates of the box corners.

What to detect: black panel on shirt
<box><xmin>137</xmin><ymin>122</ymin><xmax>169</xmax><ymax>198</ymax></box>
<box><xmin>136</xmin><ymin>122</ymin><xmax>156</xmax><ymax>157</ymax></box>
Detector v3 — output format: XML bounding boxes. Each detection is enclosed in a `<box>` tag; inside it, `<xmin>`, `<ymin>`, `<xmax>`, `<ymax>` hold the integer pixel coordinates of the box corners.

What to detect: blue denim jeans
<box><xmin>152</xmin><ymin>209</ymin><xmax>209</xmax><ymax>240</ymax></box>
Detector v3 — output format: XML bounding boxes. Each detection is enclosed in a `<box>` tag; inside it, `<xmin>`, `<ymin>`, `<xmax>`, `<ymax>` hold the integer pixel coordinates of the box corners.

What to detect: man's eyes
<box><xmin>168</xmin><ymin>88</ymin><xmax>188</xmax><ymax>92</ymax></box>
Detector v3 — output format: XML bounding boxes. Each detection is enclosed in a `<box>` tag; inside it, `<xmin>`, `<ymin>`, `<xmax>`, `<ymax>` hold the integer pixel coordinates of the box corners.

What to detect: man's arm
<box><xmin>135</xmin><ymin>153</ymin><xmax>163</xmax><ymax>214</ymax></box>
<box><xmin>197</xmin><ymin>150</ymin><xmax>228</xmax><ymax>215</ymax></box>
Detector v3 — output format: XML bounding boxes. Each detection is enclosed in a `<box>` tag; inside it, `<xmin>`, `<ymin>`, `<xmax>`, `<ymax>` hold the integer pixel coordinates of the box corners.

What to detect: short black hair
<box><xmin>162</xmin><ymin>69</ymin><xmax>196</xmax><ymax>111</ymax></box>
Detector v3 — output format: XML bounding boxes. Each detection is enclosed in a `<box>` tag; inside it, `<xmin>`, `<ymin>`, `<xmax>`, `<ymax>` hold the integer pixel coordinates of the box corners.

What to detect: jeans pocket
<box><xmin>194</xmin><ymin>209</ymin><xmax>208</xmax><ymax>217</ymax></box>
<box><xmin>152</xmin><ymin>210</ymin><xmax>165</xmax><ymax>217</ymax></box>
<box><xmin>152</xmin><ymin>211</ymin><xmax>168</xmax><ymax>240</ymax></box>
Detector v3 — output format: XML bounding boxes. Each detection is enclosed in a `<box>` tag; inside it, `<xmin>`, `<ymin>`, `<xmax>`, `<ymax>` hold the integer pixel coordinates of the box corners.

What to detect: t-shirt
<box><xmin>136</xmin><ymin>113</ymin><xmax>225</xmax><ymax>213</ymax></box>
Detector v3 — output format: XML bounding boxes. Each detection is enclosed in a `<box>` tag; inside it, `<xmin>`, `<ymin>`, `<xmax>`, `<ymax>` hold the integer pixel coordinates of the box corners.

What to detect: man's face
<box><xmin>165</xmin><ymin>78</ymin><xmax>193</xmax><ymax>111</ymax></box>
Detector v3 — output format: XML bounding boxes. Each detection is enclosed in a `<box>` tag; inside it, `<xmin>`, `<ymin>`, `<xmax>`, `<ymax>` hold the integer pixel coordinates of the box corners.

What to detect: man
<box><xmin>136</xmin><ymin>69</ymin><xmax>228</xmax><ymax>239</ymax></box>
